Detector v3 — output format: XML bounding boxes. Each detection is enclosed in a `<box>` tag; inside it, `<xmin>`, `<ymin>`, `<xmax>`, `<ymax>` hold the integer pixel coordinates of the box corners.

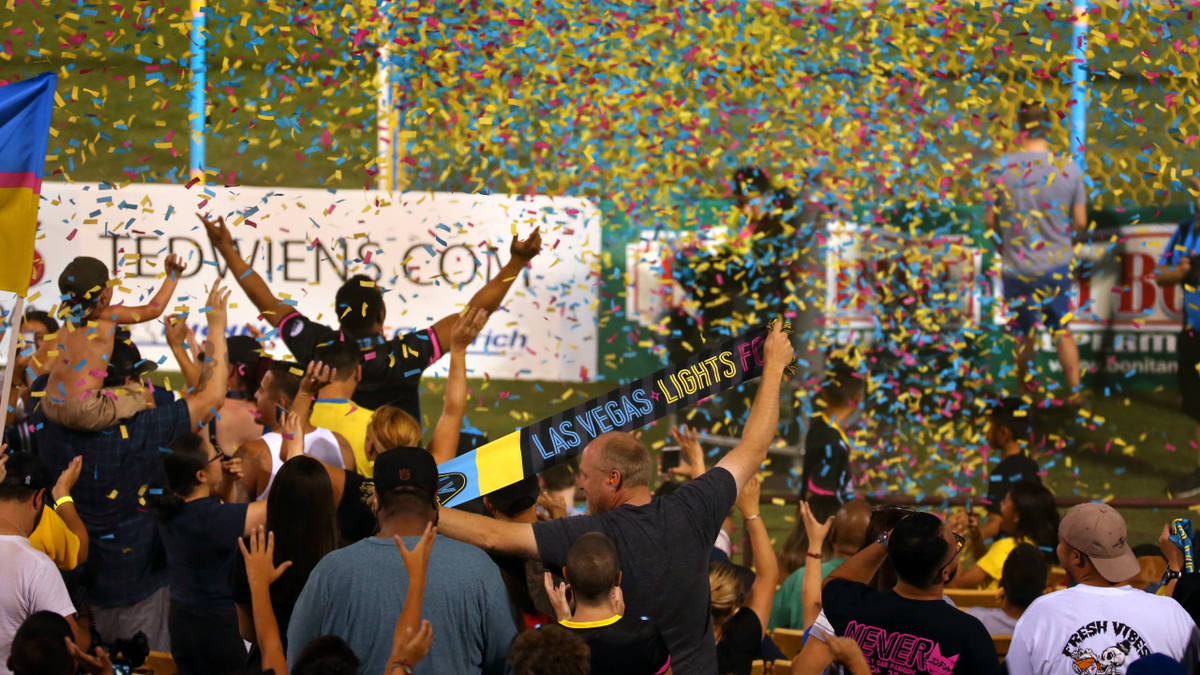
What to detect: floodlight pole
<box><xmin>189</xmin><ymin>0</ymin><xmax>206</xmax><ymax>182</ymax></box>
<box><xmin>1070</xmin><ymin>0</ymin><xmax>1089</xmax><ymax>171</ymax></box>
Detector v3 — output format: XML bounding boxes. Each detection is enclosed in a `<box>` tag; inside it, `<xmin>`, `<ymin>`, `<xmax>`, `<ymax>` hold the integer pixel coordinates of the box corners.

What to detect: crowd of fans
<box><xmin>6</xmin><ymin>104</ymin><xmax>1200</xmax><ymax>674</ymax></box>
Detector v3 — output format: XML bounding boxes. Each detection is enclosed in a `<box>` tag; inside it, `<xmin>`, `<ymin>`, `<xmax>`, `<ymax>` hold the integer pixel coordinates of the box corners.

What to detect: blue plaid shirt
<box><xmin>30</xmin><ymin>376</ymin><xmax>192</xmax><ymax>607</ymax></box>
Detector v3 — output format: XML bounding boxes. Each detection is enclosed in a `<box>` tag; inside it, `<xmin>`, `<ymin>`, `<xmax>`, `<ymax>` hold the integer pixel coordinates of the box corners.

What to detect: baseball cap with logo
<box><xmin>373</xmin><ymin>446</ymin><xmax>438</xmax><ymax>506</ymax></box>
<box><xmin>1060</xmin><ymin>502</ymin><xmax>1141</xmax><ymax>583</ymax></box>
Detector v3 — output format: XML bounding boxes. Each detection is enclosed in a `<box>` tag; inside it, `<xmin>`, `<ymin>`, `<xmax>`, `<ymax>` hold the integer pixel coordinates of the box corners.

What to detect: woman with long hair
<box><xmin>950</xmin><ymin>481</ymin><xmax>1059</xmax><ymax>589</ymax></box>
<box><xmin>234</xmin><ymin>455</ymin><xmax>340</xmax><ymax>655</ymax></box>
<box><xmin>709</xmin><ymin>475</ymin><xmax>779</xmax><ymax>675</ymax></box>
<box><xmin>149</xmin><ymin>431</ymin><xmax>267</xmax><ymax>675</ymax></box>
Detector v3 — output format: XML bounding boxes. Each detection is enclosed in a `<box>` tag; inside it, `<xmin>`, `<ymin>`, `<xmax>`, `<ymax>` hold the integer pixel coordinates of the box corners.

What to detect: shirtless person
<box><xmin>40</xmin><ymin>255</ymin><xmax>183</xmax><ymax>432</ymax></box>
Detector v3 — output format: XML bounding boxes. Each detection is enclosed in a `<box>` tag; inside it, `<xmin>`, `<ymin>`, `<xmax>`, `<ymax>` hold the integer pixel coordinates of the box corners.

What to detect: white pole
<box><xmin>1</xmin><ymin>295</ymin><xmax>26</xmax><ymax>424</ymax></box>
<box><xmin>377</xmin><ymin>42</ymin><xmax>392</xmax><ymax>192</ymax></box>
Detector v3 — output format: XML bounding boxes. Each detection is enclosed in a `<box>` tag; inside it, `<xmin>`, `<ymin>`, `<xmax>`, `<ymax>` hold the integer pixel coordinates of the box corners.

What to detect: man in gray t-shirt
<box><xmin>985</xmin><ymin>101</ymin><xmax>1088</xmax><ymax>403</ymax></box>
<box><xmin>287</xmin><ymin>448</ymin><xmax>516</xmax><ymax>674</ymax></box>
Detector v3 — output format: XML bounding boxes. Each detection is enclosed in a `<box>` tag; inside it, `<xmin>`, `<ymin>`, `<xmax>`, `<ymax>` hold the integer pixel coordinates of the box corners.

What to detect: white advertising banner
<box><xmin>22</xmin><ymin>183</ymin><xmax>600</xmax><ymax>380</ymax></box>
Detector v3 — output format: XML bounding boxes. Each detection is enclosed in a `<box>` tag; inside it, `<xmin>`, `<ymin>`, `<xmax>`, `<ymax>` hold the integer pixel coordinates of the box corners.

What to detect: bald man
<box><xmin>768</xmin><ymin>498</ymin><xmax>871</xmax><ymax>631</ymax></box>
<box><xmin>436</xmin><ymin>321</ymin><xmax>794</xmax><ymax>675</ymax></box>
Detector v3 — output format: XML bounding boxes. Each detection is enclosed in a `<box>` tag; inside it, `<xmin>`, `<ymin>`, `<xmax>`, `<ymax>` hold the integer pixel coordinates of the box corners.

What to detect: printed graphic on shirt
<box><xmin>844</xmin><ymin>620</ymin><xmax>959</xmax><ymax>675</ymax></box>
<box><xmin>1060</xmin><ymin>620</ymin><xmax>1151</xmax><ymax>675</ymax></box>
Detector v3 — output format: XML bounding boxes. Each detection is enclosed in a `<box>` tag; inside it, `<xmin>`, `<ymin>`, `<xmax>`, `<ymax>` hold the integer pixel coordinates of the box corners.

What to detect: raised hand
<box><xmin>238</xmin><ymin>526</ymin><xmax>293</xmax><ymax>587</ymax></box>
<box><xmin>799</xmin><ymin>500</ymin><xmax>835</xmax><ymax>548</ymax></box>
<box><xmin>452</xmin><ymin>306</ymin><xmax>489</xmax><ymax>352</ymax></box>
<box><xmin>299</xmin><ymin>359</ymin><xmax>333</xmax><ymax>395</ymax></box>
<box><xmin>205</xmin><ymin>280</ymin><xmax>231</xmax><ymax>331</ymax></box>
<box><xmin>543</xmin><ymin>571</ymin><xmax>573</xmax><ymax>622</ymax></box>
<box><xmin>736</xmin><ymin>473</ymin><xmax>762</xmax><ymax>517</ymax></box>
<box><xmin>510</xmin><ymin>226</ymin><xmax>543</xmax><ymax>263</ymax></box>
<box><xmin>164</xmin><ymin>252</ymin><xmax>187</xmax><ymax>280</ymax></box>
<box><xmin>52</xmin><ymin>455</ymin><xmax>82</xmax><ymax>503</ymax></box>
<box><xmin>199</xmin><ymin>212</ymin><xmax>234</xmax><ymax>250</ymax></box>
<box><xmin>763</xmin><ymin>318</ymin><xmax>795</xmax><ymax>373</ymax></box>
<box><xmin>387</xmin><ymin>620</ymin><xmax>434</xmax><ymax>675</ymax></box>
<box><xmin>394</xmin><ymin>521</ymin><xmax>436</xmax><ymax>578</ymax></box>
<box><xmin>668</xmin><ymin>424</ymin><xmax>706</xmax><ymax>479</ymax></box>
<box><xmin>163</xmin><ymin>314</ymin><xmax>191</xmax><ymax>346</ymax></box>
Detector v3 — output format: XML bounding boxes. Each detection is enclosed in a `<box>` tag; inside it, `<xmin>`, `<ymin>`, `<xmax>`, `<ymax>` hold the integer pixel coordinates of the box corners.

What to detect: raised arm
<box><xmin>430</xmin><ymin>307</ymin><xmax>488</xmax><ymax>464</ymax></box>
<box><xmin>51</xmin><ymin>456</ymin><xmax>88</xmax><ymax>565</ymax></box>
<box><xmin>389</xmin><ymin>523</ymin><xmax>436</xmax><ymax>674</ymax></box>
<box><xmin>825</xmin><ymin>540</ymin><xmax>888</xmax><ymax>587</ymax></box>
<box><xmin>239</xmin><ymin>527</ymin><xmax>292</xmax><ymax>675</ymax></box>
<box><xmin>738</xmin><ymin>475</ymin><xmax>777</xmax><ymax>635</ymax></box>
<box><xmin>429</xmin><ymin>228</ymin><xmax>541</xmax><ymax>350</ymax></box>
<box><xmin>714</xmin><ymin>320</ymin><xmax>793</xmax><ymax>490</ymax></box>
<box><xmin>185</xmin><ymin>280</ymin><xmax>230</xmax><ymax>431</ymax></box>
<box><xmin>108</xmin><ymin>253</ymin><xmax>184</xmax><ymax>324</ymax></box>
<box><xmin>200</xmin><ymin>213</ymin><xmax>295</xmax><ymax>327</ymax></box>
<box><xmin>799</xmin><ymin>501</ymin><xmax>834</xmax><ymax>630</ymax></box>
<box><xmin>436</xmin><ymin>506</ymin><xmax>538</xmax><ymax>559</ymax></box>
<box><xmin>164</xmin><ymin>315</ymin><xmax>201</xmax><ymax>390</ymax></box>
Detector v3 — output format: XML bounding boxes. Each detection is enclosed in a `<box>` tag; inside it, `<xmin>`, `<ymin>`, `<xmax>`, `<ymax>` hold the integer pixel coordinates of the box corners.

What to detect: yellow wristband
<box><xmin>54</xmin><ymin>496</ymin><xmax>74</xmax><ymax>509</ymax></box>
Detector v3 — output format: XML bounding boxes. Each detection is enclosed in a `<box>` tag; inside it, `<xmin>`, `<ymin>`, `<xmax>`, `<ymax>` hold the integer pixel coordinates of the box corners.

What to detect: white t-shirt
<box><xmin>1008</xmin><ymin>584</ymin><xmax>1200</xmax><ymax>675</ymax></box>
<box><xmin>0</xmin><ymin>534</ymin><xmax>76</xmax><ymax>675</ymax></box>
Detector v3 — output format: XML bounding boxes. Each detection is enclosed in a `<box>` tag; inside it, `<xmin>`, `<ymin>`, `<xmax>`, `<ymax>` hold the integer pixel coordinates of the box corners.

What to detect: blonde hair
<box><xmin>367</xmin><ymin>405</ymin><xmax>422</xmax><ymax>451</ymax></box>
<box><xmin>708</xmin><ymin>562</ymin><xmax>745</xmax><ymax>630</ymax></box>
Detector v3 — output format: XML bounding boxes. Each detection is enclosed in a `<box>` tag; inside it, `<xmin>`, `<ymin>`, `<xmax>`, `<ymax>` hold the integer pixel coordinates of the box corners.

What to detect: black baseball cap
<box><xmin>485</xmin><ymin>475</ymin><xmax>539</xmax><ymax>517</ymax></box>
<box><xmin>58</xmin><ymin>256</ymin><xmax>110</xmax><ymax>307</ymax></box>
<box><xmin>0</xmin><ymin>452</ymin><xmax>53</xmax><ymax>492</ymax></box>
<box><xmin>374</xmin><ymin>447</ymin><xmax>438</xmax><ymax>505</ymax></box>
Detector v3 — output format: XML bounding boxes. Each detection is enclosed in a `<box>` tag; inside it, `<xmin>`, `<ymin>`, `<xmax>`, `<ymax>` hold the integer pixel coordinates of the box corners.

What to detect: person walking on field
<box><xmin>985</xmin><ymin>100</ymin><xmax>1089</xmax><ymax>406</ymax></box>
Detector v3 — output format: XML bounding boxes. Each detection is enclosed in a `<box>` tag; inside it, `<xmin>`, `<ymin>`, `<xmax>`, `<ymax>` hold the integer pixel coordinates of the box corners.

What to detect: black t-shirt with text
<box><xmin>532</xmin><ymin>468</ymin><xmax>738</xmax><ymax>675</ymax></box>
<box><xmin>985</xmin><ymin>453</ymin><xmax>1041</xmax><ymax>512</ymax></box>
<box><xmin>716</xmin><ymin>606</ymin><xmax>764</xmax><ymax>675</ymax></box>
<box><xmin>278</xmin><ymin>311</ymin><xmax>439</xmax><ymax>420</ymax></box>
<box><xmin>822</xmin><ymin>578</ymin><xmax>1001</xmax><ymax>675</ymax></box>
<box><xmin>561</xmin><ymin>614</ymin><xmax>671</xmax><ymax>675</ymax></box>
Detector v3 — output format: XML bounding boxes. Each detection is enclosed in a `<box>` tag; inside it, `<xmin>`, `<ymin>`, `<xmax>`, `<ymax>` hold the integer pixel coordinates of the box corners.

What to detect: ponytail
<box><xmin>147</xmin><ymin>432</ymin><xmax>209</xmax><ymax>522</ymax></box>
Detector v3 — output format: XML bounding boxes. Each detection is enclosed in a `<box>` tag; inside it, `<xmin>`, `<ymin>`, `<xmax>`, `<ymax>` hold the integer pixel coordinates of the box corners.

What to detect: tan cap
<box><xmin>1060</xmin><ymin>502</ymin><xmax>1141</xmax><ymax>583</ymax></box>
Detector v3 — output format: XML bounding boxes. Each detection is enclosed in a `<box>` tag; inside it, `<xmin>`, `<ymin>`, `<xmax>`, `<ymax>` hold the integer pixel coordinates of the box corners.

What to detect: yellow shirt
<box><xmin>28</xmin><ymin>506</ymin><xmax>81</xmax><ymax>571</ymax></box>
<box><xmin>976</xmin><ymin>536</ymin><xmax>1033</xmax><ymax>590</ymax></box>
<box><xmin>310</xmin><ymin>399</ymin><xmax>374</xmax><ymax>478</ymax></box>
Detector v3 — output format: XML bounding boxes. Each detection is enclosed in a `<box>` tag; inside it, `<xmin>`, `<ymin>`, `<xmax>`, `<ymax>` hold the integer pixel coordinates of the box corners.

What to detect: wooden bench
<box><xmin>770</xmin><ymin>627</ymin><xmax>807</xmax><ymax>659</ymax></box>
<box><xmin>750</xmin><ymin>659</ymin><xmax>793</xmax><ymax>674</ymax></box>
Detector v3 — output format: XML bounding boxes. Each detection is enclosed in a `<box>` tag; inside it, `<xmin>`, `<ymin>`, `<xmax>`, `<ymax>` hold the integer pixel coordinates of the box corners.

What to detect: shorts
<box><xmin>1180</xmin><ymin>329</ymin><xmax>1200</xmax><ymax>423</ymax></box>
<box><xmin>41</xmin><ymin>383</ymin><xmax>150</xmax><ymax>432</ymax></box>
<box><xmin>1003</xmin><ymin>268</ymin><xmax>1072</xmax><ymax>334</ymax></box>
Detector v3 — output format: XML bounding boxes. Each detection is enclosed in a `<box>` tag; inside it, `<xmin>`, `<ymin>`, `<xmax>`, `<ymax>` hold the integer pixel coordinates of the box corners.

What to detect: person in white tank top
<box><xmin>256</xmin><ymin>427</ymin><xmax>345</xmax><ymax>501</ymax></box>
<box><xmin>232</xmin><ymin>362</ymin><xmax>356</xmax><ymax>502</ymax></box>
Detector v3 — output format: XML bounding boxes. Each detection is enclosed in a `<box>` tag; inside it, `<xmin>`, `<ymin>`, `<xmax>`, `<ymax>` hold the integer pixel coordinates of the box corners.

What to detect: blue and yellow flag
<box><xmin>437</xmin><ymin>325</ymin><xmax>780</xmax><ymax>507</ymax></box>
<box><xmin>0</xmin><ymin>72</ymin><xmax>56</xmax><ymax>296</ymax></box>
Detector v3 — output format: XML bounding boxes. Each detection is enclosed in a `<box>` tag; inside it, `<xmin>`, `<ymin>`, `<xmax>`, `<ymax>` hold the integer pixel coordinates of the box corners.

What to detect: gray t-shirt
<box><xmin>990</xmin><ymin>150</ymin><xmax>1087</xmax><ymax>278</ymax></box>
<box><xmin>286</xmin><ymin>535</ymin><xmax>515</xmax><ymax>675</ymax></box>
<box><xmin>966</xmin><ymin>606</ymin><xmax>1019</xmax><ymax>636</ymax></box>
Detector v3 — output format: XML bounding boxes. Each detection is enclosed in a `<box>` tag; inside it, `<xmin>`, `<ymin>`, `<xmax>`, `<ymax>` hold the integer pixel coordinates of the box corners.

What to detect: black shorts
<box><xmin>1181</xmin><ymin>329</ymin><xmax>1200</xmax><ymax>423</ymax></box>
